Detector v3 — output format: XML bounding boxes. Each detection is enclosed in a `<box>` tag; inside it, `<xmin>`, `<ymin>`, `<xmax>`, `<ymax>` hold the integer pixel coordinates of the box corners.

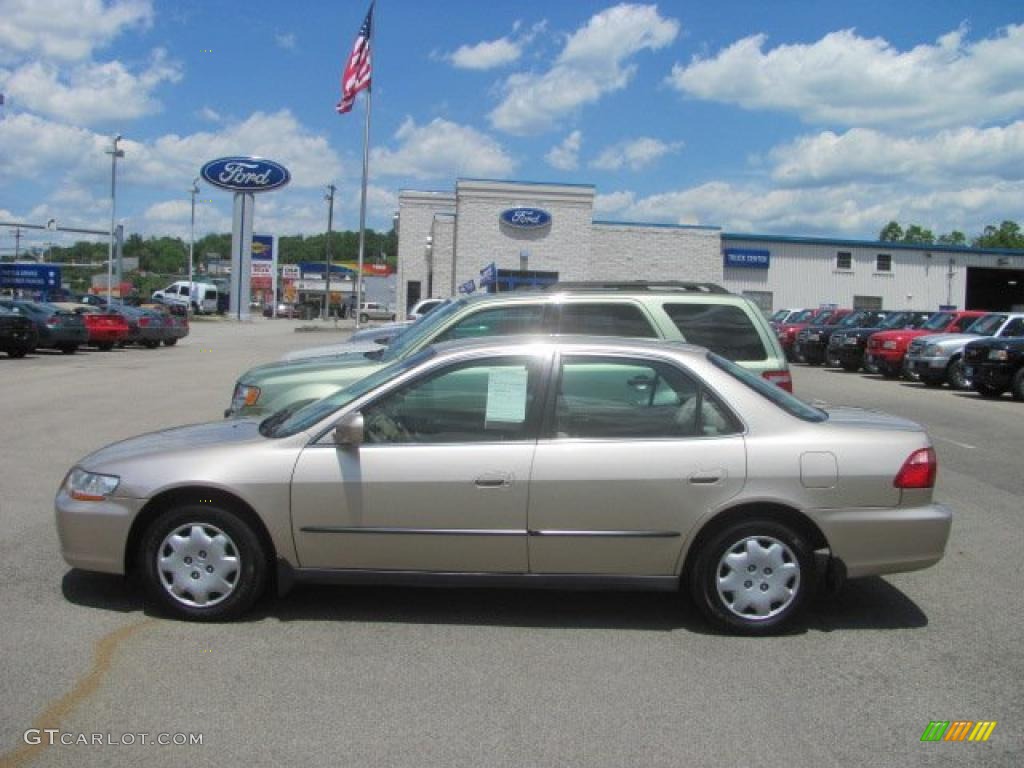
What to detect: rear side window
<box><xmin>663</xmin><ymin>303</ymin><xmax>768</xmax><ymax>361</ymax></box>
<box><xmin>558</xmin><ymin>303</ymin><xmax>657</xmax><ymax>338</ymax></box>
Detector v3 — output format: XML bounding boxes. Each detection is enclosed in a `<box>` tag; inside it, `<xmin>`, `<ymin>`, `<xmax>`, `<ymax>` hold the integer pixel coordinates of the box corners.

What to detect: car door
<box><xmin>290</xmin><ymin>352</ymin><xmax>549</xmax><ymax>572</ymax></box>
<box><xmin>527</xmin><ymin>354</ymin><xmax>747</xmax><ymax>576</ymax></box>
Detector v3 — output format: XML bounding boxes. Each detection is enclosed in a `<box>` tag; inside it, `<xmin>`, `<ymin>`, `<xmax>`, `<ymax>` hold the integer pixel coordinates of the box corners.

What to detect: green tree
<box><xmin>974</xmin><ymin>220</ymin><xmax>1024</xmax><ymax>249</ymax></box>
<box><xmin>901</xmin><ymin>225</ymin><xmax>935</xmax><ymax>244</ymax></box>
<box><xmin>937</xmin><ymin>230</ymin><xmax>967</xmax><ymax>246</ymax></box>
<box><xmin>879</xmin><ymin>221</ymin><xmax>903</xmax><ymax>241</ymax></box>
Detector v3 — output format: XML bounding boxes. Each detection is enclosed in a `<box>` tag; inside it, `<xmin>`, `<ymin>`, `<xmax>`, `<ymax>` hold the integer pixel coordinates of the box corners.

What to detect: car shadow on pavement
<box><xmin>61</xmin><ymin>570</ymin><xmax>928</xmax><ymax>635</ymax></box>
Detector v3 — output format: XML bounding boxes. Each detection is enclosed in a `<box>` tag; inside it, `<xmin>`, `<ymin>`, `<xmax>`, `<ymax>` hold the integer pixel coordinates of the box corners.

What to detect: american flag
<box><xmin>336</xmin><ymin>4</ymin><xmax>373</xmax><ymax>114</ymax></box>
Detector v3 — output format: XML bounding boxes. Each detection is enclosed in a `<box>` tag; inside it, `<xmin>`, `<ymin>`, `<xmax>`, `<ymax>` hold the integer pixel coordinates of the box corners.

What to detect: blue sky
<box><xmin>1</xmin><ymin>0</ymin><xmax>1022</xmax><ymax>256</ymax></box>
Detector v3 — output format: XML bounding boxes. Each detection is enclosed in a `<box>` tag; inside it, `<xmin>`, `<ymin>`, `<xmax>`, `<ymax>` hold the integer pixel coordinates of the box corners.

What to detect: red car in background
<box><xmin>776</xmin><ymin>307</ymin><xmax>847</xmax><ymax>362</ymax></box>
<box><xmin>54</xmin><ymin>303</ymin><xmax>130</xmax><ymax>351</ymax></box>
<box><xmin>865</xmin><ymin>310</ymin><xmax>987</xmax><ymax>377</ymax></box>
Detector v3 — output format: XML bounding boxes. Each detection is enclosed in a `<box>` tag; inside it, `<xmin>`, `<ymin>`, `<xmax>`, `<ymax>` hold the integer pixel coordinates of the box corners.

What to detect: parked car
<box><xmin>262</xmin><ymin>303</ymin><xmax>301</xmax><ymax>319</ymax></box>
<box><xmin>776</xmin><ymin>308</ymin><xmax>847</xmax><ymax>362</ymax></box>
<box><xmin>865</xmin><ymin>310</ymin><xmax>987</xmax><ymax>378</ymax></box>
<box><xmin>52</xmin><ymin>303</ymin><xmax>130</xmax><ymax>351</ymax></box>
<box><xmin>406</xmin><ymin>297</ymin><xmax>446</xmax><ymax>321</ymax></box>
<box><xmin>827</xmin><ymin>311</ymin><xmax>933</xmax><ymax>372</ymax></box>
<box><xmin>795</xmin><ymin>309</ymin><xmax>877</xmax><ymax>366</ymax></box>
<box><xmin>140</xmin><ymin>303</ymin><xmax>189</xmax><ymax>346</ymax></box>
<box><xmin>964</xmin><ymin>336</ymin><xmax>1024</xmax><ymax>400</ymax></box>
<box><xmin>0</xmin><ymin>305</ymin><xmax>38</xmax><ymax>358</ymax></box>
<box><xmin>56</xmin><ymin>336</ymin><xmax>951</xmax><ymax>632</ymax></box>
<box><xmin>0</xmin><ymin>299</ymin><xmax>88</xmax><ymax>353</ymax></box>
<box><xmin>905</xmin><ymin>313</ymin><xmax>1024</xmax><ymax>389</ymax></box>
<box><xmin>152</xmin><ymin>281</ymin><xmax>219</xmax><ymax>314</ymax></box>
<box><xmin>357</xmin><ymin>302</ymin><xmax>396</xmax><ymax>323</ymax></box>
<box><xmin>78</xmin><ymin>293</ymin><xmax>142</xmax><ymax>309</ymax></box>
<box><xmin>226</xmin><ymin>282</ymin><xmax>792</xmax><ymax>419</ymax></box>
<box><xmin>109</xmin><ymin>306</ymin><xmax>166</xmax><ymax>349</ymax></box>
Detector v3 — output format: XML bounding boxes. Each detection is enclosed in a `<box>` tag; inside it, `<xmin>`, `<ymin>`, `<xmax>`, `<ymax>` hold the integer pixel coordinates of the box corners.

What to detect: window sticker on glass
<box><xmin>485</xmin><ymin>366</ymin><xmax>529</xmax><ymax>424</ymax></box>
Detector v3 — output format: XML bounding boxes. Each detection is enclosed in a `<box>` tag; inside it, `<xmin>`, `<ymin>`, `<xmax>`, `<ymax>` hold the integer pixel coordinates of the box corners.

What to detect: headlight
<box><xmin>988</xmin><ymin>349</ymin><xmax>1009</xmax><ymax>361</ymax></box>
<box><xmin>230</xmin><ymin>383</ymin><xmax>261</xmax><ymax>412</ymax></box>
<box><xmin>65</xmin><ymin>468</ymin><xmax>119</xmax><ymax>501</ymax></box>
<box><xmin>924</xmin><ymin>344</ymin><xmax>941</xmax><ymax>356</ymax></box>
<box><xmin>882</xmin><ymin>340</ymin><xmax>898</xmax><ymax>349</ymax></box>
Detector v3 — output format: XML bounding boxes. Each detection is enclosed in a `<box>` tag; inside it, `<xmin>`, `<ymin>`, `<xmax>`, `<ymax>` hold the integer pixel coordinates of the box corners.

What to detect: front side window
<box><xmin>361</xmin><ymin>357</ymin><xmax>542</xmax><ymax>444</ymax></box>
<box><xmin>557</xmin><ymin>303</ymin><xmax>657</xmax><ymax>338</ymax></box>
<box><xmin>967</xmin><ymin>314</ymin><xmax>1007</xmax><ymax>335</ymax></box>
<box><xmin>1000</xmin><ymin>317</ymin><xmax>1024</xmax><ymax>337</ymax></box>
<box><xmin>553</xmin><ymin>356</ymin><xmax>740</xmax><ymax>439</ymax></box>
<box><xmin>663</xmin><ymin>303</ymin><xmax>768</xmax><ymax>361</ymax></box>
<box><xmin>433</xmin><ymin>304</ymin><xmax>547</xmax><ymax>343</ymax></box>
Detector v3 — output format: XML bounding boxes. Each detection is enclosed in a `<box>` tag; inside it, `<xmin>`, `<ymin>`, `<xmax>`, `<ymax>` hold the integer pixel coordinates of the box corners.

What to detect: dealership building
<box><xmin>395</xmin><ymin>178</ymin><xmax>1024</xmax><ymax>316</ymax></box>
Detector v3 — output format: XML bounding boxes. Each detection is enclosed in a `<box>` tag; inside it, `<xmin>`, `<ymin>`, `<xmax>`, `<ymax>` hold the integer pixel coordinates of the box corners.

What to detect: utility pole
<box><xmin>323</xmin><ymin>183</ymin><xmax>336</xmax><ymax>320</ymax></box>
<box><xmin>12</xmin><ymin>227</ymin><xmax>21</xmax><ymax>260</ymax></box>
<box><xmin>189</xmin><ymin>177</ymin><xmax>199</xmax><ymax>312</ymax></box>
<box><xmin>105</xmin><ymin>134</ymin><xmax>124</xmax><ymax>305</ymax></box>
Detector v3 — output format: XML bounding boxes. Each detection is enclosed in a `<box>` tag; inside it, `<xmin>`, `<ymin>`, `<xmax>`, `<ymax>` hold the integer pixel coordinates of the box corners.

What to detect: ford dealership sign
<box><xmin>200</xmin><ymin>157</ymin><xmax>291</xmax><ymax>193</ymax></box>
<box><xmin>500</xmin><ymin>207</ymin><xmax>551</xmax><ymax>229</ymax></box>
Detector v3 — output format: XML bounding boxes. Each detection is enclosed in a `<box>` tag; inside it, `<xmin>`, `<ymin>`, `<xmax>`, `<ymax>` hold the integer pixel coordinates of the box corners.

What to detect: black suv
<box><xmin>0</xmin><ymin>306</ymin><xmax>38</xmax><ymax>358</ymax></box>
<box><xmin>827</xmin><ymin>311</ymin><xmax>932</xmax><ymax>372</ymax></box>
<box><xmin>964</xmin><ymin>337</ymin><xmax>1024</xmax><ymax>400</ymax></box>
<box><xmin>796</xmin><ymin>310</ymin><xmax>887</xmax><ymax>366</ymax></box>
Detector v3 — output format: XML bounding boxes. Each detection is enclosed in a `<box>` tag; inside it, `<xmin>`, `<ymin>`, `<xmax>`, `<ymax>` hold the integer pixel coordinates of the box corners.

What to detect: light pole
<box><xmin>323</xmin><ymin>184</ymin><xmax>336</xmax><ymax>320</ymax></box>
<box><xmin>189</xmin><ymin>177</ymin><xmax>199</xmax><ymax>313</ymax></box>
<box><xmin>105</xmin><ymin>135</ymin><xmax>124</xmax><ymax>306</ymax></box>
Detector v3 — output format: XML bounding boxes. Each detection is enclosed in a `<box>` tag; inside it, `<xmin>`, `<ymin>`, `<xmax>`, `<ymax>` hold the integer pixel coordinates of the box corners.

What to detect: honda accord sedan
<box><xmin>56</xmin><ymin>337</ymin><xmax>951</xmax><ymax>634</ymax></box>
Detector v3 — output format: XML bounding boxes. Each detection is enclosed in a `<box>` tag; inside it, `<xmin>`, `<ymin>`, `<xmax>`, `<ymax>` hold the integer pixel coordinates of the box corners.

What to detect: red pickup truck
<box><xmin>865</xmin><ymin>310</ymin><xmax>987</xmax><ymax>377</ymax></box>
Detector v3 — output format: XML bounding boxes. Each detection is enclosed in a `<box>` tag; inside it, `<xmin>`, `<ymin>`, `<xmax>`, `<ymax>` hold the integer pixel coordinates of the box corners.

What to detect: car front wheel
<box><xmin>689</xmin><ymin>519</ymin><xmax>814</xmax><ymax>635</ymax></box>
<box><xmin>946</xmin><ymin>357</ymin><xmax>969</xmax><ymax>390</ymax></box>
<box><xmin>973</xmin><ymin>381</ymin><xmax>1005</xmax><ymax>398</ymax></box>
<box><xmin>140</xmin><ymin>505</ymin><xmax>268</xmax><ymax>621</ymax></box>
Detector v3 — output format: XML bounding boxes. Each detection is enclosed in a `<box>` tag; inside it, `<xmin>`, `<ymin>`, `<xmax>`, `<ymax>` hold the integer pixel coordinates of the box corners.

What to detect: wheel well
<box><xmin>124</xmin><ymin>487</ymin><xmax>277</xmax><ymax>578</ymax></box>
<box><xmin>681</xmin><ymin>502</ymin><xmax>828</xmax><ymax>579</ymax></box>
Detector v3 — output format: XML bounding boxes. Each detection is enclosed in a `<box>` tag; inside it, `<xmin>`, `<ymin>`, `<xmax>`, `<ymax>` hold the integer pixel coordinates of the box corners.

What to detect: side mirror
<box><xmin>333</xmin><ymin>412</ymin><xmax>364</xmax><ymax>447</ymax></box>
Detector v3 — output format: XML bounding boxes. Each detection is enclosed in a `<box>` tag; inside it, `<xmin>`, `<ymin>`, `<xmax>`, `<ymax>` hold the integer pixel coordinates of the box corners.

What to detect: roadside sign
<box><xmin>1</xmin><ymin>263</ymin><xmax>61</xmax><ymax>290</ymax></box>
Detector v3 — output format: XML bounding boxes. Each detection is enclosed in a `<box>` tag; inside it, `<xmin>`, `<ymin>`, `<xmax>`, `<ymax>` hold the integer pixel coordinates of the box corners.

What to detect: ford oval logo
<box><xmin>200</xmin><ymin>156</ymin><xmax>291</xmax><ymax>193</ymax></box>
<box><xmin>500</xmin><ymin>207</ymin><xmax>551</xmax><ymax>229</ymax></box>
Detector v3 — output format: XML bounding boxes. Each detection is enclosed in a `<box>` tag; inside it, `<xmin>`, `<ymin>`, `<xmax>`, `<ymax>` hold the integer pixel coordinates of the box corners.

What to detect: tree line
<box><xmin>878</xmin><ymin>220</ymin><xmax>1024</xmax><ymax>249</ymax></box>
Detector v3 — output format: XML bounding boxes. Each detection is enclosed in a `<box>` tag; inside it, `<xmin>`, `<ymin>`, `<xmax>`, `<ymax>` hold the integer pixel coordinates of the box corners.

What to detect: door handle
<box><xmin>474</xmin><ymin>472</ymin><xmax>512</xmax><ymax>488</ymax></box>
<box><xmin>688</xmin><ymin>470</ymin><xmax>726</xmax><ymax>485</ymax></box>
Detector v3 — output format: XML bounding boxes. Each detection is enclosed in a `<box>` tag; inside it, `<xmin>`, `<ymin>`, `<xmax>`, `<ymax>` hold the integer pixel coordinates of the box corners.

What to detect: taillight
<box><xmin>762</xmin><ymin>370</ymin><xmax>793</xmax><ymax>392</ymax></box>
<box><xmin>894</xmin><ymin>447</ymin><xmax>937</xmax><ymax>489</ymax></box>
<box><xmin>138</xmin><ymin>317</ymin><xmax>150</xmax><ymax>327</ymax></box>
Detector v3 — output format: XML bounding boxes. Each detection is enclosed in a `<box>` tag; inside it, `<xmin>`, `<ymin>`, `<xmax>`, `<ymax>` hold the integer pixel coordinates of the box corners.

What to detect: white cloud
<box><xmin>667</xmin><ymin>24</ymin><xmax>1024</xmax><ymax>129</ymax></box>
<box><xmin>275</xmin><ymin>32</ymin><xmax>296</xmax><ymax>50</ymax></box>
<box><xmin>0</xmin><ymin>48</ymin><xmax>182</xmax><ymax>125</ymax></box>
<box><xmin>545</xmin><ymin>130</ymin><xmax>582</xmax><ymax>170</ymax></box>
<box><xmin>196</xmin><ymin>106</ymin><xmax>223</xmax><ymax>123</ymax></box>
<box><xmin>0</xmin><ymin>0</ymin><xmax>153</xmax><ymax>64</ymax></box>
<box><xmin>490</xmin><ymin>4</ymin><xmax>679</xmax><ymax>134</ymax></box>
<box><xmin>592</xmin><ymin>136</ymin><xmax>682</xmax><ymax>171</ymax></box>
<box><xmin>449</xmin><ymin>37</ymin><xmax>521</xmax><ymax>70</ymax></box>
<box><xmin>372</xmin><ymin>117</ymin><xmax>515</xmax><ymax>180</ymax></box>
<box><xmin>770</xmin><ymin>123</ymin><xmax>1024</xmax><ymax>186</ymax></box>
<box><xmin>593</xmin><ymin>190</ymin><xmax>636</xmax><ymax>216</ymax></box>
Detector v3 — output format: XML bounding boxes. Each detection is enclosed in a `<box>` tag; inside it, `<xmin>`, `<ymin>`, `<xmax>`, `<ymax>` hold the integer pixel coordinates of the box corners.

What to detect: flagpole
<box><xmin>354</xmin><ymin>6</ymin><xmax>375</xmax><ymax>330</ymax></box>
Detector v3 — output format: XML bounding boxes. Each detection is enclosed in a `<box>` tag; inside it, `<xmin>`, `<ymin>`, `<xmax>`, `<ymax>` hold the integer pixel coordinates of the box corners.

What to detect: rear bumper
<box><xmin>816</xmin><ymin>503</ymin><xmax>952</xmax><ymax>578</ymax></box>
<box><xmin>88</xmin><ymin>328</ymin><xmax>128</xmax><ymax>343</ymax></box>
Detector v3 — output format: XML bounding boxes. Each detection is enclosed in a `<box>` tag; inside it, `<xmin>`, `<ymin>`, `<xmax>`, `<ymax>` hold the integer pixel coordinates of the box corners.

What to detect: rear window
<box><xmin>709</xmin><ymin>353</ymin><xmax>826</xmax><ymax>422</ymax></box>
<box><xmin>558</xmin><ymin>303</ymin><xmax>657</xmax><ymax>338</ymax></box>
<box><xmin>663</xmin><ymin>303</ymin><xmax>768</xmax><ymax>361</ymax></box>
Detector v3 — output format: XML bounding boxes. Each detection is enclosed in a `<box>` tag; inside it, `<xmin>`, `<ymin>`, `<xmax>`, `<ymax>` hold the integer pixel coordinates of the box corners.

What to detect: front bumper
<box><xmin>816</xmin><ymin>502</ymin><xmax>952</xmax><ymax>579</ymax></box>
<box><xmin>965</xmin><ymin>364</ymin><xmax>1013</xmax><ymax>389</ymax></box>
<box><xmin>55</xmin><ymin>489</ymin><xmax>145</xmax><ymax>574</ymax></box>
<box><xmin>905</xmin><ymin>355</ymin><xmax>949</xmax><ymax>375</ymax></box>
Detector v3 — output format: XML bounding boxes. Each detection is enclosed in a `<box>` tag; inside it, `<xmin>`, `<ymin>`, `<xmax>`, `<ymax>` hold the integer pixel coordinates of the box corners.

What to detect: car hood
<box><xmin>281</xmin><ymin>340</ymin><xmax>385</xmax><ymax>362</ymax></box>
<box><xmin>243</xmin><ymin>350</ymin><xmax>382</xmax><ymax>381</ymax></box>
<box><xmin>81</xmin><ymin>420</ymin><xmax>265</xmax><ymax>470</ymax></box>
<box><xmin>912</xmin><ymin>332</ymin><xmax>980</xmax><ymax>347</ymax></box>
<box><xmin>822</xmin><ymin>406</ymin><xmax>924</xmax><ymax>433</ymax></box>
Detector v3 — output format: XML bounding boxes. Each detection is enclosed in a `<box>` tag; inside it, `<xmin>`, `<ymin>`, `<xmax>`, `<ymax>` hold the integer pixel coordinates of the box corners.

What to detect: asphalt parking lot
<box><xmin>0</xmin><ymin>319</ymin><xmax>1020</xmax><ymax>768</ymax></box>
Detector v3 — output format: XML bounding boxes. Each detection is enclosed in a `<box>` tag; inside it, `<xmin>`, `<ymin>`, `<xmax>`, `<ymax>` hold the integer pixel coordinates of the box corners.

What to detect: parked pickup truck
<box><xmin>904</xmin><ymin>313</ymin><xmax>1024</xmax><ymax>389</ymax></box>
<box><xmin>963</xmin><ymin>336</ymin><xmax>1024</xmax><ymax>400</ymax></box>
<box><xmin>865</xmin><ymin>310</ymin><xmax>986</xmax><ymax>377</ymax></box>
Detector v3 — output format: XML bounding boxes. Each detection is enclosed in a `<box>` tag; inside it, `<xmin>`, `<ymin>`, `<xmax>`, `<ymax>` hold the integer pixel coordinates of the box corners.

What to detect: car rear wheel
<box><xmin>59</xmin><ymin>344</ymin><xmax>77</xmax><ymax>354</ymax></box>
<box><xmin>1012</xmin><ymin>369</ymin><xmax>1024</xmax><ymax>402</ymax></box>
<box><xmin>7</xmin><ymin>347</ymin><xmax>28</xmax><ymax>358</ymax></box>
<box><xmin>143</xmin><ymin>340</ymin><xmax>160</xmax><ymax>349</ymax></box>
<box><xmin>141</xmin><ymin>505</ymin><xmax>268</xmax><ymax>621</ymax></box>
<box><xmin>163</xmin><ymin>338</ymin><xmax>178</xmax><ymax>346</ymax></box>
<box><xmin>946</xmin><ymin>356</ymin><xmax>969</xmax><ymax>390</ymax></box>
<box><xmin>97</xmin><ymin>342</ymin><xmax>114</xmax><ymax>351</ymax></box>
<box><xmin>840</xmin><ymin>361</ymin><xmax>860</xmax><ymax>372</ymax></box>
<box><xmin>689</xmin><ymin>519</ymin><xmax>814</xmax><ymax>635</ymax></box>
<box><xmin>973</xmin><ymin>381</ymin><xmax>1005</xmax><ymax>398</ymax></box>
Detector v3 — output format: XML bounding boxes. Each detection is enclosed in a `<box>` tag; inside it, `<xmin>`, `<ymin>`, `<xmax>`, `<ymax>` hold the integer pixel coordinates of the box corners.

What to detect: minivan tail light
<box><xmin>894</xmin><ymin>447</ymin><xmax>937</xmax><ymax>489</ymax></box>
<box><xmin>762</xmin><ymin>370</ymin><xmax>793</xmax><ymax>392</ymax></box>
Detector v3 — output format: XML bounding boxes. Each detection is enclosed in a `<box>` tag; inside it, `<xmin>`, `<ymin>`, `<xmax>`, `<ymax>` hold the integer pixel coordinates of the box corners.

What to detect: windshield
<box><xmin>786</xmin><ymin>309</ymin><xmax>815</xmax><ymax>323</ymax></box>
<box><xmin>876</xmin><ymin>312</ymin><xmax>916</xmax><ymax>330</ymax></box>
<box><xmin>920</xmin><ymin>312</ymin><xmax>954</xmax><ymax>331</ymax></box>
<box><xmin>378</xmin><ymin>298</ymin><xmax>468</xmax><ymax>362</ymax></box>
<box><xmin>769</xmin><ymin>309</ymin><xmax>790</xmax><ymax>322</ymax></box>
<box><xmin>708</xmin><ymin>352</ymin><xmax>827</xmax><ymax>422</ymax></box>
<box><xmin>966</xmin><ymin>314</ymin><xmax>1006</xmax><ymax>335</ymax></box>
<box><xmin>267</xmin><ymin>348</ymin><xmax>436</xmax><ymax>438</ymax></box>
<box><xmin>838</xmin><ymin>311</ymin><xmax>871</xmax><ymax>327</ymax></box>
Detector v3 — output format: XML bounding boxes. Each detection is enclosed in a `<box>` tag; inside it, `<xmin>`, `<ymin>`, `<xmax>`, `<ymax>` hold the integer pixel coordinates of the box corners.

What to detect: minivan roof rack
<box><xmin>545</xmin><ymin>281</ymin><xmax>731</xmax><ymax>294</ymax></box>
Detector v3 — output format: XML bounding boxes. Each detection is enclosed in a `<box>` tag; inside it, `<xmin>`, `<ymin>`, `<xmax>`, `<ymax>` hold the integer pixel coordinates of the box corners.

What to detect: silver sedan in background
<box><xmin>55</xmin><ymin>337</ymin><xmax>951</xmax><ymax>634</ymax></box>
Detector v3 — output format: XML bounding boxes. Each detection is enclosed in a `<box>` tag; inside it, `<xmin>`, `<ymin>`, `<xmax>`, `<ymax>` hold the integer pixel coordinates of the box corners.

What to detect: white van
<box><xmin>152</xmin><ymin>281</ymin><xmax>218</xmax><ymax>314</ymax></box>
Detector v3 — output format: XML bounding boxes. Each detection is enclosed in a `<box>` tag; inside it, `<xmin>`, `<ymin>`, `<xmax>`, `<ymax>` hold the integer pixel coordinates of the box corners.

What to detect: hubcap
<box><xmin>715</xmin><ymin>536</ymin><xmax>800</xmax><ymax>620</ymax></box>
<box><xmin>156</xmin><ymin>523</ymin><xmax>240</xmax><ymax>608</ymax></box>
